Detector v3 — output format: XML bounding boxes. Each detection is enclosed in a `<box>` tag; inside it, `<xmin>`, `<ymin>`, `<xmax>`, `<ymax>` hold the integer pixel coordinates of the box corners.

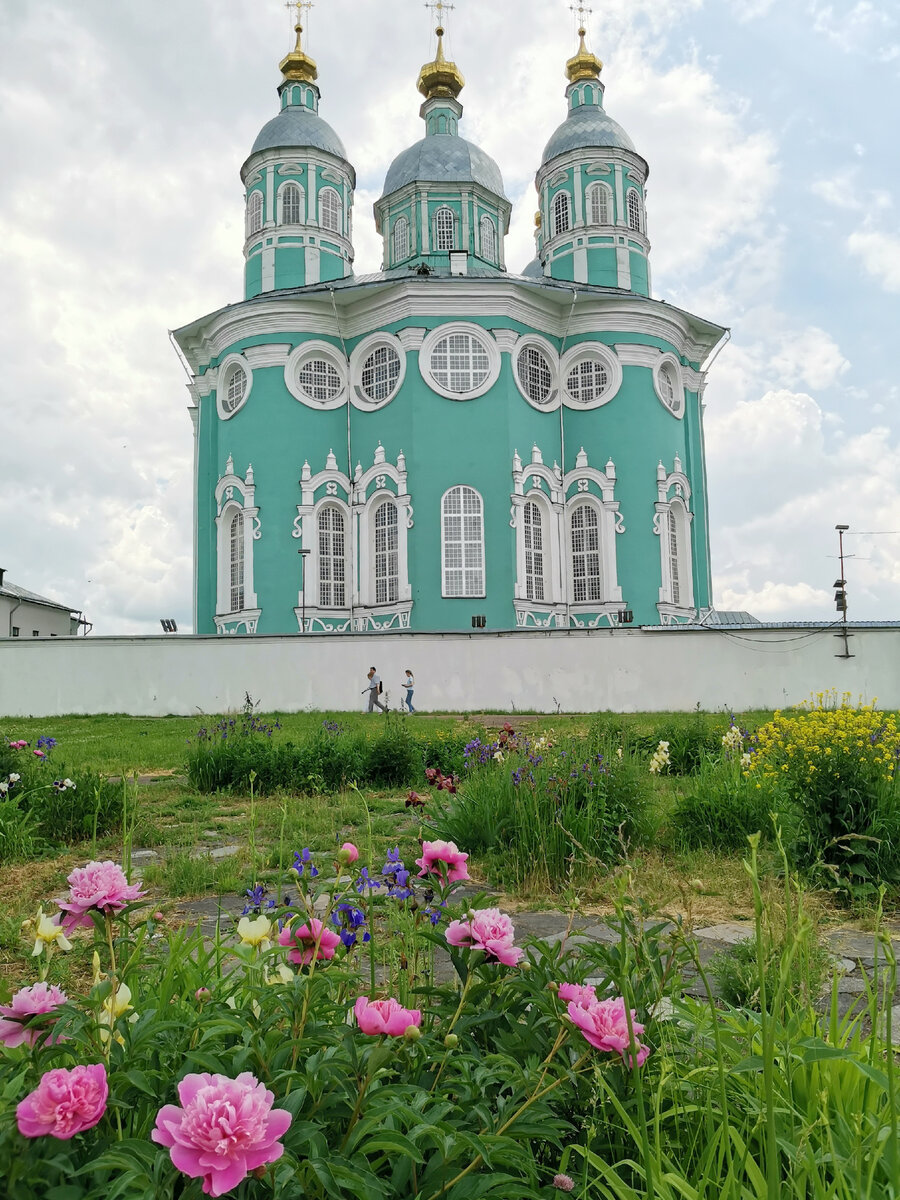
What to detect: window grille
<box><xmin>434</xmin><ymin>207</ymin><xmax>455</xmax><ymax>251</ymax></box>
<box><xmin>571</xmin><ymin>505</ymin><xmax>602</xmax><ymax>603</ymax></box>
<box><xmin>318</xmin><ymin>507</ymin><xmax>346</xmax><ymax>607</ymax></box>
<box><xmin>516</xmin><ymin>345</ymin><xmax>553</xmax><ymax>405</ymax></box>
<box><xmin>589</xmin><ymin>184</ymin><xmax>611</xmax><ymax>225</ymax></box>
<box><xmin>281</xmin><ymin>183</ymin><xmax>303</xmax><ymax>224</ymax></box>
<box><xmin>374</xmin><ymin>501</ymin><xmax>399</xmax><ymax>604</ymax></box>
<box><xmin>480</xmin><ymin>216</ymin><xmax>497</xmax><ymax>262</ymax></box>
<box><xmin>319</xmin><ymin>188</ymin><xmax>342</xmax><ymax>233</ymax></box>
<box><xmin>566</xmin><ymin>357</ymin><xmax>609</xmax><ymax>405</ymax></box>
<box><xmin>659</xmin><ymin>364</ymin><xmax>677</xmax><ymax>410</ymax></box>
<box><xmin>392</xmin><ymin>216</ymin><xmax>409</xmax><ymax>261</ymax></box>
<box><xmin>229</xmin><ymin>511</ymin><xmax>245</xmax><ymax>612</ymax></box>
<box><xmin>430</xmin><ymin>331</ymin><xmax>490</xmax><ymax>394</ymax></box>
<box><xmin>361</xmin><ymin>344</ymin><xmax>401</xmax><ymax>403</ymax></box>
<box><xmin>223</xmin><ymin>366</ymin><xmax>247</xmax><ymax>414</ymax></box>
<box><xmin>247</xmin><ymin>191</ymin><xmax>263</xmax><ymax>236</ymax></box>
<box><xmin>627</xmin><ymin>189</ymin><xmax>643</xmax><ymax>232</ymax></box>
<box><xmin>442</xmin><ymin>486</ymin><xmax>484</xmax><ymax>597</ymax></box>
<box><xmin>553</xmin><ymin>191</ymin><xmax>571</xmax><ymax>236</ymax></box>
<box><xmin>298</xmin><ymin>357</ymin><xmax>342</xmax><ymax>403</ymax></box>
<box><xmin>667</xmin><ymin>508</ymin><xmax>680</xmax><ymax>605</ymax></box>
<box><xmin>523</xmin><ymin>501</ymin><xmax>545</xmax><ymax>601</ymax></box>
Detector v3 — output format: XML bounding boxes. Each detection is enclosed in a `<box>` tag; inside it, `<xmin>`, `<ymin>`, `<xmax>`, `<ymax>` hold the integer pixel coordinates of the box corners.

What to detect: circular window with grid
<box><xmin>286</xmin><ymin>342</ymin><xmax>348</xmax><ymax>409</ymax></box>
<box><xmin>361</xmin><ymin>345</ymin><xmax>401</xmax><ymax>403</ymax></box>
<box><xmin>420</xmin><ymin>324</ymin><xmax>500</xmax><ymax>400</ymax></box>
<box><xmin>513</xmin><ymin>337</ymin><xmax>559</xmax><ymax>409</ymax></box>
<box><xmin>654</xmin><ymin>357</ymin><xmax>685</xmax><ymax>418</ymax></box>
<box><xmin>560</xmin><ymin>344</ymin><xmax>622</xmax><ymax>410</ymax></box>
<box><xmin>216</xmin><ymin>355</ymin><xmax>253</xmax><ymax>420</ymax></box>
<box><xmin>349</xmin><ymin>332</ymin><xmax>407</xmax><ymax>410</ymax></box>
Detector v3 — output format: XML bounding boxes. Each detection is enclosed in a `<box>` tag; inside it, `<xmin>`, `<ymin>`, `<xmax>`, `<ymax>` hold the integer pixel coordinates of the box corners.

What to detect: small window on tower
<box><xmin>434</xmin><ymin>207</ymin><xmax>456</xmax><ymax>251</ymax></box>
<box><xmin>480</xmin><ymin>215</ymin><xmax>497</xmax><ymax>262</ymax></box>
<box><xmin>392</xmin><ymin>215</ymin><xmax>410</xmax><ymax>262</ymax></box>
<box><xmin>281</xmin><ymin>182</ymin><xmax>303</xmax><ymax>225</ymax></box>
<box><xmin>553</xmin><ymin>191</ymin><xmax>571</xmax><ymax>236</ymax></box>
<box><xmin>319</xmin><ymin>187</ymin><xmax>342</xmax><ymax>233</ymax></box>
<box><xmin>627</xmin><ymin>189</ymin><xmax>643</xmax><ymax>233</ymax></box>
<box><xmin>246</xmin><ymin>190</ymin><xmax>263</xmax><ymax>237</ymax></box>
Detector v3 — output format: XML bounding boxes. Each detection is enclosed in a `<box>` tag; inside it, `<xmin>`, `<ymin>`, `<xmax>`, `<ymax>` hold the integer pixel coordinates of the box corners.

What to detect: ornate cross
<box><xmin>570</xmin><ymin>3</ymin><xmax>592</xmax><ymax>29</ymax></box>
<box><xmin>424</xmin><ymin>0</ymin><xmax>454</xmax><ymax>29</ymax></box>
<box><xmin>285</xmin><ymin>1</ymin><xmax>314</xmax><ymax>27</ymax></box>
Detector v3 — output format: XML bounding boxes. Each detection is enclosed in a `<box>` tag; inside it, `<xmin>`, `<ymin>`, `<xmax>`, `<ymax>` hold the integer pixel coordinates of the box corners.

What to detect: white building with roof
<box><xmin>0</xmin><ymin>568</ymin><xmax>84</xmax><ymax>638</ymax></box>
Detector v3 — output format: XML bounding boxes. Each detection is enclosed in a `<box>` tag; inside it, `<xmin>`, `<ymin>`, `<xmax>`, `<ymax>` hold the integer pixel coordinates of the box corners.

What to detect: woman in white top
<box><xmin>403</xmin><ymin>669</ymin><xmax>415</xmax><ymax>714</ymax></box>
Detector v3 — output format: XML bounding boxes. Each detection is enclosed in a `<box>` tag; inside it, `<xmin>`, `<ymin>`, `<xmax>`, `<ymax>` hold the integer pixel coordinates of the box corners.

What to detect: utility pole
<box><xmin>834</xmin><ymin>524</ymin><xmax>853</xmax><ymax>659</ymax></box>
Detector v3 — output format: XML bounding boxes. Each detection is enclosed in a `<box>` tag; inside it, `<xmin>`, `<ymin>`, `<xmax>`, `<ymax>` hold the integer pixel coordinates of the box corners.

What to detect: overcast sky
<box><xmin>2</xmin><ymin>0</ymin><xmax>899</xmax><ymax>633</ymax></box>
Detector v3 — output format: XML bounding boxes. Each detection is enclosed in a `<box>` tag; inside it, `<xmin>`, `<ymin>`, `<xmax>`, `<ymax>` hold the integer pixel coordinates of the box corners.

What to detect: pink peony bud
<box><xmin>195</xmin><ymin>987</ymin><xmax>210</xmax><ymax>1001</ymax></box>
<box><xmin>338</xmin><ymin>842</ymin><xmax>359</xmax><ymax>864</ymax></box>
<box><xmin>354</xmin><ymin>995</ymin><xmax>422</xmax><ymax>1038</ymax></box>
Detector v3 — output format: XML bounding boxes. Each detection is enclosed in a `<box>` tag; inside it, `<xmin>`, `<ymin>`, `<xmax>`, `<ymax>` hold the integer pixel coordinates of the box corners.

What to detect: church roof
<box><xmin>249</xmin><ymin>108</ymin><xmax>348</xmax><ymax>161</ymax></box>
<box><xmin>381</xmin><ymin>134</ymin><xmax>506</xmax><ymax>200</ymax></box>
<box><xmin>542</xmin><ymin>102</ymin><xmax>637</xmax><ymax>164</ymax></box>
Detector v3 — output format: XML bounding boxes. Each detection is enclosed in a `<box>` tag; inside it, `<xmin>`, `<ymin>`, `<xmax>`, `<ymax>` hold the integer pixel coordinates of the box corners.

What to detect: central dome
<box><xmin>249</xmin><ymin>108</ymin><xmax>348</xmax><ymax>160</ymax></box>
<box><xmin>381</xmin><ymin>134</ymin><xmax>506</xmax><ymax>200</ymax></box>
<box><xmin>542</xmin><ymin>103</ymin><xmax>636</xmax><ymax>164</ymax></box>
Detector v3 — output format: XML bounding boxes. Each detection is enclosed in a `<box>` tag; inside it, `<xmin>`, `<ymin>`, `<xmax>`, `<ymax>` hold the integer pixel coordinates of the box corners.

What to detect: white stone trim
<box><xmin>357</xmin><ymin>489</ymin><xmax>412</xmax><ymax>610</ymax></box>
<box><xmin>397</xmin><ymin>326</ymin><xmax>426</xmax><ymax>351</ymax></box>
<box><xmin>613</xmin><ymin>343</ymin><xmax>663</xmax><ymax>368</ymax></box>
<box><xmin>277</xmin><ymin>179</ymin><xmax>306</xmax><ymax>225</ymax></box>
<box><xmin>285</xmin><ymin>339</ymin><xmax>349</xmax><ymax>410</ymax></box>
<box><xmin>242</xmin><ymin>343</ymin><xmax>291</xmax><ymax>369</ymax></box>
<box><xmin>440</xmin><ymin>484</ymin><xmax>486</xmax><ymax>599</ymax></box>
<box><xmin>653</xmin><ymin>352</ymin><xmax>685</xmax><ymax>419</ymax></box>
<box><xmin>560</xmin><ymin>342</ymin><xmax>623</xmax><ymax>410</ymax></box>
<box><xmin>349</xmin><ymin>331</ymin><xmax>407</xmax><ymax>410</ymax></box>
<box><xmin>654</xmin><ymin>458</ymin><xmax>695</xmax><ymax>616</ymax></box>
<box><xmin>214</xmin><ymin>459</ymin><xmax>260</xmax><ymax>628</ymax></box>
<box><xmin>215</xmin><ymin>354</ymin><xmax>252</xmax><ymax>421</ymax></box>
<box><xmin>419</xmin><ymin>323</ymin><xmax>501</xmax><ymax>402</ymax></box>
<box><xmin>511</xmin><ymin>334</ymin><xmax>561</xmax><ymax>411</ymax></box>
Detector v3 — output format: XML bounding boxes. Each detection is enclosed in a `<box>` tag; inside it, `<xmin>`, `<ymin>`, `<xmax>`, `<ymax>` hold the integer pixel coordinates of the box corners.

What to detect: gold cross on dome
<box><xmin>425</xmin><ymin>0</ymin><xmax>454</xmax><ymax>30</ymax></box>
<box><xmin>570</xmin><ymin>3</ymin><xmax>593</xmax><ymax>29</ymax></box>
<box><xmin>285</xmin><ymin>0</ymin><xmax>313</xmax><ymax>27</ymax></box>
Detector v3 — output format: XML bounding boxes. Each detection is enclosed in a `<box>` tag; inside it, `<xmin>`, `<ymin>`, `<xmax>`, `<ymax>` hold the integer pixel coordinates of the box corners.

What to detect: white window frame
<box><xmin>214</xmin><ymin>464</ymin><xmax>260</xmax><ymax>632</ymax></box>
<box><xmin>653</xmin><ymin>353</ymin><xmax>685</xmax><ymax>419</ymax></box>
<box><xmin>441</xmin><ymin>485</ymin><xmax>485</xmax><ymax>598</ymax></box>
<box><xmin>553</xmin><ymin>190</ymin><xmax>571</xmax><ymax>236</ymax></box>
<box><xmin>216</xmin><ymin>354</ymin><xmax>253</xmax><ymax>421</ymax></box>
<box><xmin>316</xmin><ymin>503</ymin><xmax>349</xmax><ymax>609</ymax></box>
<box><xmin>246</xmin><ymin>190</ymin><xmax>264</xmax><ymax>238</ymax></box>
<box><xmin>372</xmin><ymin>498</ymin><xmax>399</xmax><ymax>605</ymax></box>
<box><xmin>523</xmin><ymin>500</ymin><xmax>547</xmax><ymax>602</ymax></box>
<box><xmin>568</xmin><ymin>501</ymin><xmax>604</xmax><ymax>605</ymax></box>
<box><xmin>319</xmin><ymin>186</ymin><xmax>342</xmax><ymax>234</ymax></box>
<box><xmin>278</xmin><ymin>181</ymin><xmax>305</xmax><ymax>225</ymax></box>
<box><xmin>512</xmin><ymin>334</ymin><xmax>560</xmax><ymax>411</ymax></box>
<box><xmin>349</xmin><ymin>331</ymin><xmax>407</xmax><ymax>410</ymax></box>
<box><xmin>654</xmin><ymin>463</ymin><xmax>695</xmax><ymax>615</ymax></box>
<box><xmin>560</xmin><ymin>343</ymin><xmax>623</xmax><ymax>410</ymax></box>
<box><xmin>229</xmin><ymin>510</ymin><xmax>245</xmax><ymax>613</ymax></box>
<box><xmin>392</xmin><ymin>215</ymin><xmax>410</xmax><ymax>262</ymax></box>
<box><xmin>588</xmin><ymin>182</ymin><xmax>613</xmax><ymax>226</ymax></box>
<box><xmin>433</xmin><ymin>206</ymin><xmax>457</xmax><ymax>251</ymax></box>
<box><xmin>285</xmin><ymin>340</ymin><xmax>349</xmax><ymax>410</ymax></box>
<box><xmin>419</xmin><ymin>323</ymin><xmax>501</xmax><ymax>402</ymax></box>
<box><xmin>479</xmin><ymin>215</ymin><xmax>497</xmax><ymax>262</ymax></box>
<box><xmin>626</xmin><ymin>188</ymin><xmax>643</xmax><ymax>233</ymax></box>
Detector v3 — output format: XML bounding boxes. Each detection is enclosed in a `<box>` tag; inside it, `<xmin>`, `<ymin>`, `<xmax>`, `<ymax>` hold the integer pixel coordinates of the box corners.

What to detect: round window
<box><xmin>223</xmin><ymin>365</ymin><xmax>247</xmax><ymax>414</ymax></box>
<box><xmin>660</xmin><ymin>364</ymin><xmax>677</xmax><ymax>409</ymax></box>
<box><xmin>361</xmin><ymin>345</ymin><xmax>401</xmax><ymax>403</ymax></box>
<box><xmin>429</xmin><ymin>331</ymin><xmax>491</xmax><ymax>395</ymax></box>
<box><xmin>566</xmin><ymin>358</ymin><xmax>609</xmax><ymax>405</ymax></box>
<box><xmin>298</xmin><ymin>358</ymin><xmax>342</xmax><ymax>403</ymax></box>
<box><xmin>516</xmin><ymin>345</ymin><xmax>553</xmax><ymax>405</ymax></box>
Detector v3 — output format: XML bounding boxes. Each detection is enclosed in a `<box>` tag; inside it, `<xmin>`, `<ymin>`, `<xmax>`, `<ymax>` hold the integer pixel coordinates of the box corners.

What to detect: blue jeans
<box><xmin>405</xmin><ymin>688</ymin><xmax>415</xmax><ymax>713</ymax></box>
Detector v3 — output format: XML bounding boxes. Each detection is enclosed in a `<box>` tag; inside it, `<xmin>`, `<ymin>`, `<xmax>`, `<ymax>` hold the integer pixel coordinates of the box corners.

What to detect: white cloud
<box><xmin>717</xmin><ymin>578</ymin><xmax>832</xmax><ymax>616</ymax></box>
<box><xmin>769</xmin><ymin>327</ymin><xmax>850</xmax><ymax>391</ymax></box>
<box><xmin>847</xmin><ymin>229</ymin><xmax>900</xmax><ymax>292</ymax></box>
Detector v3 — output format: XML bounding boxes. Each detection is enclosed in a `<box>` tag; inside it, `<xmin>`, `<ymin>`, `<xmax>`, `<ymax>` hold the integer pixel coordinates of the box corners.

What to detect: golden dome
<box><xmin>417</xmin><ymin>27</ymin><xmax>465</xmax><ymax>101</ymax></box>
<box><xmin>279</xmin><ymin>22</ymin><xmax>318</xmax><ymax>86</ymax></box>
<box><xmin>565</xmin><ymin>28</ymin><xmax>602</xmax><ymax>83</ymax></box>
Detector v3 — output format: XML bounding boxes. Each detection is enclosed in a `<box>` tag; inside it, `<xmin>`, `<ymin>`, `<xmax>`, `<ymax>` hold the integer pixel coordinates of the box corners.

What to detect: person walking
<box><xmin>365</xmin><ymin>666</ymin><xmax>387</xmax><ymax>714</ymax></box>
<box><xmin>402</xmin><ymin>669</ymin><xmax>416</xmax><ymax>714</ymax></box>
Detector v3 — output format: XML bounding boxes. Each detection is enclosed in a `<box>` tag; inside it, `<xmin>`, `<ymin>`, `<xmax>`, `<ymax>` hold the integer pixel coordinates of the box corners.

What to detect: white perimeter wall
<box><xmin>1</xmin><ymin>626</ymin><xmax>898</xmax><ymax>717</ymax></box>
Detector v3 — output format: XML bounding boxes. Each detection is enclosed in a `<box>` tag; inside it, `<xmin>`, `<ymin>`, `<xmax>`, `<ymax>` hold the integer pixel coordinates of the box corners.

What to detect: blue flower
<box><xmin>293</xmin><ymin>848</ymin><xmax>319</xmax><ymax>878</ymax></box>
<box><xmin>355</xmin><ymin>867</ymin><xmax>382</xmax><ymax>894</ymax></box>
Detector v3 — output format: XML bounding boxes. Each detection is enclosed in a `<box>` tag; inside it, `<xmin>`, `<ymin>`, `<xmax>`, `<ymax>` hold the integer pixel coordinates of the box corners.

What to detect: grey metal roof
<box><xmin>381</xmin><ymin>134</ymin><xmax>506</xmax><ymax>200</ymax></box>
<box><xmin>0</xmin><ymin>581</ymin><xmax>76</xmax><ymax>612</ymax></box>
<box><xmin>249</xmin><ymin>107</ymin><xmax>348</xmax><ymax>161</ymax></box>
<box><xmin>542</xmin><ymin>103</ymin><xmax>638</xmax><ymax>164</ymax></box>
<box><xmin>520</xmin><ymin>257</ymin><xmax>543</xmax><ymax>279</ymax></box>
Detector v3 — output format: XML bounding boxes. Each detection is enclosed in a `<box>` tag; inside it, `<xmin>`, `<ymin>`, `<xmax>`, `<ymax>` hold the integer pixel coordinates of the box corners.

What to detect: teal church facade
<box><xmin>174</xmin><ymin>23</ymin><xmax>726</xmax><ymax>636</ymax></box>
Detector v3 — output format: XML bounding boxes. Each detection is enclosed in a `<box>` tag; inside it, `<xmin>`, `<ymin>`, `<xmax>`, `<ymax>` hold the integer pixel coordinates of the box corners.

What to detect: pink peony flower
<box><xmin>338</xmin><ymin>841</ymin><xmax>359</xmax><ymax>864</ymax></box>
<box><xmin>16</xmin><ymin>1063</ymin><xmax>108</xmax><ymax>1139</ymax></box>
<box><xmin>445</xmin><ymin>907</ymin><xmax>524</xmax><ymax>966</ymax></box>
<box><xmin>354</xmin><ymin>995</ymin><xmax>422</xmax><ymax>1037</ymax></box>
<box><xmin>277</xmin><ymin>917</ymin><xmax>341</xmax><ymax>966</ymax></box>
<box><xmin>57</xmin><ymin>860</ymin><xmax>146</xmax><ymax>932</ymax></box>
<box><xmin>567</xmin><ymin>996</ymin><xmax>651</xmax><ymax>1067</ymax></box>
<box><xmin>0</xmin><ymin>982</ymin><xmax>68</xmax><ymax>1048</ymax></box>
<box><xmin>152</xmin><ymin>1071</ymin><xmax>291</xmax><ymax>1197</ymax></box>
<box><xmin>415</xmin><ymin>840</ymin><xmax>470</xmax><ymax>885</ymax></box>
<box><xmin>557</xmin><ymin>982</ymin><xmax>598</xmax><ymax>1008</ymax></box>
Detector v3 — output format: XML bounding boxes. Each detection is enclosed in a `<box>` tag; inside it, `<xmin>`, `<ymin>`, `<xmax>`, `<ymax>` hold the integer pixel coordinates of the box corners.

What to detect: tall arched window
<box><xmin>553</xmin><ymin>191</ymin><xmax>571</xmax><ymax>236</ymax></box>
<box><xmin>667</xmin><ymin>509</ymin><xmax>681</xmax><ymax>606</ymax></box>
<box><xmin>434</xmin><ymin>207</ymin><xmax>456</xmax><ymax>251</ymax></box>
<box><xmin>317</xmin><ymin>507</ymin><xmax>346</xmax><ymax>607</ymax></box>
<box><xmin>246</xmin><ymin>191</ymin><xmax>263</xmax><ymax>237</ymax></box>
<box><xmin>627</xmin><ymin>189</ymin><xmax>643</xmax><ymax>232</ymax></box>
<box><xmin>392</xmin><ymin>215</ymin><xmax>409</xmax><ymax>262</ymax></box>
<box><xmin>442</xmin><ymin>486</ymin><xmax>484</xmax><ymax>597</ymax></box>
<box><xmin>319</xmin><ymin>187</ymin><xmax>342</xmax><ymax>233</ymax></box>
<box><xmin>523</xmin><ymin>501</ymin><xmax>545</xmax><ymax>601</ymax></box>
<box><xmin>374</xmin><ymin>501</ymin><xmax>399</xmax><ymax>605</ymax></box>
<box><xmin>280</xmin><ymin>182</ymin><xmax>303</xmax><ymax>225</ymax></box>
<box><xmin>229</xmin><ymin>511</ymin><xmax>245</xmax><ymax>612</ymax></box>
<box><xmin>588</xmin><ymin>183</ymin><xmax>611</xmax><ymax>226</ymax></box>
<box><xmin>571</xmin><ymin>505</ymin><xmax>602</xmax><ymax>603</ymax></box>
<box><xmin>480</xmin><ymin>215</ymin><xmax>497</xmax><ymax>262</ymax></box>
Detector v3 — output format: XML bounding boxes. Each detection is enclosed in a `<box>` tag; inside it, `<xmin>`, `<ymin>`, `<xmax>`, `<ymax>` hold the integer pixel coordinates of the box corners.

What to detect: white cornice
<box><xmin>242</xmin><ymin>343</ymin><xmax>292</xmax><ymax>368</ymax></box>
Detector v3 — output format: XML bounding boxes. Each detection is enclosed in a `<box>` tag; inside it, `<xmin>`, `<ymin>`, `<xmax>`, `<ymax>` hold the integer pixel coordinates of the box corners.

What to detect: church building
<box><xmin>173</xmin><ymin>14</ymin><xmax>726</xmax><ymax>635</ymax></box>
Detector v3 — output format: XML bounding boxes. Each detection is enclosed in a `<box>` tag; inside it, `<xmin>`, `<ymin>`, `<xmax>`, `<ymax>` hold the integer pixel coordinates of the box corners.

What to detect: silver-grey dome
<box><xmin>381</xmin><ymin>135</ymin><xmax>506</xmax><ymax>199</ymax></box>
<box><xmin>542</xmin><ymin>104</ymin><xmax>637</xmax><ymax>164</ymax></box>
<box><xmin>249</xmin><ymin>108</ymin><xmax>348</xmax><ymax>160</ymax></box>
<box><xmin>520</xmin><ymin>257</ymin><xmax>544</xmax><ymax>279</ymax></box>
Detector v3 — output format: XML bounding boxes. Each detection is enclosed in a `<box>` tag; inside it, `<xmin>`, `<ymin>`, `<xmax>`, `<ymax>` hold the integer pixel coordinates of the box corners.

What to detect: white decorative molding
<box><xmin>560</xmin><ymin>342</ymin><xmax>623</xmax><ymax>410</ymax></box>
<box><xmin>284</xmin><ymin>339</ymin><xmax>349</xmax><ymax>410</ymax></box>
<box><xmin>214</xmin><ymin>611</ymin><xmax>261</xmax><ymax>635</ymax></box>
<box><xmin>490</xmin><ymin>327</ymin><xmax>520</xmax><ymax>354</ymax></box>
<box><xmin>215</xmin><ymin>354</ymin><xmax>252</xmax><ymax>422</ymax></box>
<box><xmin>213</xmin><ymin>461</ymin><xmax>260</xmax><ymax>631</ymax></box>
<box><xmin>419</xmin><ymin>322</ymin><xmax>501</xmax><ymax>402</ymax></box>
<box><xmin>511</xmin><ymin>333</ymin><xmax>561</xmax><ymax>411</ymax></box>
<box><xmin>242</xmin><ymin>343</ymin><xmax>292</xmax><ymax>369</ymax></box>
<box><xmin>276</xmin><ymin>162</ymin><xmax>304</xmax><ymax>176</ymax></box>
<box><xmin>396</xmin><ymin>326</ymin><xmax>426</xmax><ymax>350</ymax></box>
<box><xmin>654</xmin><ymin>457</ymin><xmax>695</xmax><ymax>616</ymax></box>
<box><xmin>653</xmin><ymin>353</ymin><xmax>686</xmax><ymax>419</ymax></box>
<box><xmin>348</xmin><ymin>330</ymin><xmax>407</xmax><ymax>410</ymax></box>
<box><xmin>613</xmin><ymin>342</ymin><xmax>663</xmax><ymax>369</ymax></box>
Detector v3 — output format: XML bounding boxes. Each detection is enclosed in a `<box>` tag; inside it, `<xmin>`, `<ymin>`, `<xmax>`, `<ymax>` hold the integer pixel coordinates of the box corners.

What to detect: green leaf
<box><xmin>360</xmin><ymin>1129</ymin><xmax>425</xmax><ymax>1163</ymax></box>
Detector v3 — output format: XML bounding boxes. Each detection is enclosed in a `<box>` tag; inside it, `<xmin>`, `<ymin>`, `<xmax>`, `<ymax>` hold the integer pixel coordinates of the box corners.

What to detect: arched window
<box><xmin>280</xmin><ymin>182</ymin><xmax>303</xmax><ymax>225</ymax></box>
<box><xmin>317</xmin><ymin>507</ymin><xmax>346</xmax><ymax>607</ymax></box>
<box><xmin>246</xmin><ymin>191</ymin><xmax>263</xmax><ymax>237</ymax></box>
<box><xmin>480</xmin><ymin>215</ymin><xmax>497</xmax><ymax>262</ymax></box>
<box><xmin>319</xmin><ymin>187</ymin><xmax>342</xmax><ymax>233</ymax></box>
<box><xmin>659</xmin><ymin>364</ymin><xmax>677</xmax><ymax>409</ymax></box>
<box><xmin>434</xmin><ymin>207</ymin><xmax>456</xmax><ymax>251</ymax></box>
<box><xmin>588</xmin><ymin>183</ymin><xmax>611</xmax><ymax>226</ymax></box>
<box><xmin>570</xmin><ymin>505</ymin><xmax>603</xmax><ymax>603</ymax></box>
<box><xmin>442</xmin><ymin>486</ymin><xmax>484</xmax><ymax>597</ymax></box>
<box><xmin>523</xmin><ymin>501</ymin><xmax>545</xmax><ymax>601</ymax></box>
<box><xmin>392</xmin><ymin>215</ymin><xmax>409</xmax><ymax>262</ymax></box>
<box><xmin>223</xmin><ymin>365</ymin><xmax>247</xmax><ymax>415</ymax></box>
<box><xmin>667</xmin><ymin>509</ymin><xmax>681</xmax><ymax>606</ymax></box>
<box><xmin>553</xmin><ymin>191</ymin><xmax>571</xmax><ymax>236</ymax></box>
<box><xmin>229</xmin><ymin>511</ymin><xmax>245</xmax><ymax>613</ymax></box>
<box><xmin>374</xmin><ymin>501</ymin><xmax>399</xmax><ymax>605</ymax></box>
<box><xmin>627</xmin><ymin>189</ymin><xmax>643</xmax><ymax>233</ymax></box>
<box><xmin>516</xmin><ymin>344</ymin><xmax>553</xmax><ymax>406</ymax></box>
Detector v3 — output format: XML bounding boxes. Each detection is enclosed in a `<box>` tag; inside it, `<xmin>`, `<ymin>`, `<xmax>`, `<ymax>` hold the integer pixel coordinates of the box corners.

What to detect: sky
<box><xmin>2</xmin><ymin>0</ymin><xmax>899</xmax><ymax>633</ymax></box>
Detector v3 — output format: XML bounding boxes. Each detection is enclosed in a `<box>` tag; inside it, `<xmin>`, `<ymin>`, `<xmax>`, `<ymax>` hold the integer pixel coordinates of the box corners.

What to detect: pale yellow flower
<box><xmin>267</xmin><ymin>963</ymin><xmax>294</xmax><ymax>986</ymax></box>
<box><xmin>237</xmin><ymin>915</ymin><xmax>272</xmax><ymax>951</ymax></box>
<box><xmin>31</xmin><ymin>909</ymin><xmax>73</xmax><ymax>957</ymax></box>
<box><xmin>98</xmin><ymin>982</ymin><xmax>137</xmax><ymax>1044</ymax></box>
